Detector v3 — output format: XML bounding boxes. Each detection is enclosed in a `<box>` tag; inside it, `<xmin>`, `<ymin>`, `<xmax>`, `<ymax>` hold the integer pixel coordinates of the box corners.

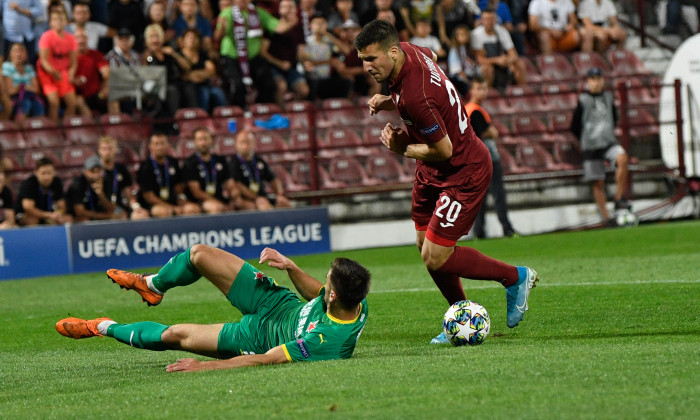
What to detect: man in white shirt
<box><xmin>66</xmin><ymin>2</ymin><xmax>109</xmax><ymax>52</ymax></box>
<box><xmin>577</xmin><ymin>0</ymin><xmax>626</xmax><ymax>52</ymax></box>
<box><xmin>470</xmin><ymin>7</ymin><xmax>525</xmax><ymax>89</ymax></box>
<box><xmin>528</xmin><ymin>0</ymin><xmax>593</xmax><ymax>53</ymax></box>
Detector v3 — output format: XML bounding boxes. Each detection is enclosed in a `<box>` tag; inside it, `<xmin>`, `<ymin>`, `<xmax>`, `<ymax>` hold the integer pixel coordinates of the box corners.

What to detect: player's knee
<box><xmin>161</xmin><ymin>325</ymin><xmax>186</xmax><ymax>347</ymax></box>
<box><xmin>189</xmin><ymin>244</ymin><xmax>212</xmax><ymax>267</ymax></box>
<box><xmin>421</xmin><ymin>249</ymin><xmax>449</xmax><ymax>271</ymax></box>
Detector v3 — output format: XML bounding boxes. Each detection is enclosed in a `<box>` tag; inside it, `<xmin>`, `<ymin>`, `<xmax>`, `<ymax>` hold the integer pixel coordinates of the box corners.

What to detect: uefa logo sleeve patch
<box><xmin>419</xmin><ymin>124</ymin><xmax>440</xmax><ymax>136</ymax></box>
<box><xmin>296</xmin><ymin>339</ymin><xmax>310</xmax><ymax>358</ymax></box>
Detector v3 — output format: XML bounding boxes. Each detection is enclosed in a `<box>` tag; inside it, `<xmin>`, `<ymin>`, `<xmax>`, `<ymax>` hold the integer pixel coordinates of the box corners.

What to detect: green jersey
<box><xmin>217</xmin><ymin>6</ymin><xmax>279</xmax><ymax>59</ymax></box>
<box><xmin>218</xmin><ymin>263</ymin><xmax>369</xmax><ymax>363</ymax></box>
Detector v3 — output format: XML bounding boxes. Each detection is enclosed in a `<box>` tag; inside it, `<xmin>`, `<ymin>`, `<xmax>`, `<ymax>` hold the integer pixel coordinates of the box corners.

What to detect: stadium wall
<box><xmin>0</xmin><ymin>207</ymin><xmax>330</xmax><ymax>281</ymax></box>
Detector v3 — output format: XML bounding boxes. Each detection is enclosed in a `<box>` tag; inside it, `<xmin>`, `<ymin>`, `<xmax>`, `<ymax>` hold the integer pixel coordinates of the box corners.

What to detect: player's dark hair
<box><xmin>192</xmin><ymin>126</ymin><xmax>212</xmax><ymax>137</ymax></box>
<box><xmin>35</xmin><ymin>157</ymin><xmax>55</xmax><ymax>170</ymax></box>
<box><xmin>329</xmin><ymin>258</ymin><xmax>371</xmax><ymax>309</ymax></box>
<box><xmin>355</xmin><ymin>19</ymin><xmax>400</xmax><ymax>52</ymax></box>
<box><xmin>149</xmin><ymin>132</ymin><xmax>168</xmax><ymax>143</ymax></box>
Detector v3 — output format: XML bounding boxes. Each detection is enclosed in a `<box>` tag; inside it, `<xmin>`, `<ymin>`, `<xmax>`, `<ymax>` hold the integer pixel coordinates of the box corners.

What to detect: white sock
<box><xmin>97</xmin><ymin>320</ymin><xmax>117</xmax><ymax>335</ymax></box>
<box><xmin>146</xmin><ymin>275</ymin><xmax>163</xmax><ymax>295</ymax></box>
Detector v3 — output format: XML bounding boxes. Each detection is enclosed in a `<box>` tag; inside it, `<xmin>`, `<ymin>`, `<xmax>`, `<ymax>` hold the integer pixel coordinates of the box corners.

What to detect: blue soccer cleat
<box><xmin>505</xmin><ymin>267</ymin><xmax>539</xmax><ymax>328</ymax></box>
<box><xmin>430</xmin><ymin>331</ymin><xmax>450</xmax><ymax>344</ymax></box>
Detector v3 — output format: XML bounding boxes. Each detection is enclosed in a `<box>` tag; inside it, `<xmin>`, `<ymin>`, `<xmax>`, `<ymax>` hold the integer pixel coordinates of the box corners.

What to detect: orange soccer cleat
<box><xmin>56</xmin><ymin>317</ymin><xmax>112</xmax><ymax>339</ymax></box>
<box><xmin>107</xmin><ymin>269</ymin><xmax>163</xmax><ymax>306</ymax></box>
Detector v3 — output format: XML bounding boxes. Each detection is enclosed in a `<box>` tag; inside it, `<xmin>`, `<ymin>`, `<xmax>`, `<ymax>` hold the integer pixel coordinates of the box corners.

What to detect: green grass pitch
<box><xmin>1</xmin><ymin>220</ymin><xmax>698</xmax><ymax>419</ymax></box>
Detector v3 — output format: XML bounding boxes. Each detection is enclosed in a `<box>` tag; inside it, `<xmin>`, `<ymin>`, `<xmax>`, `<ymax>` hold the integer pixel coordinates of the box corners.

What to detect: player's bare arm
<box><xmin>405</xmin><ymin>135</ymin><xmax>453</xmax><ymax>162</ymax></box>
<box><xmin>368</xmin><ymin>94</ymin><xmax>395</xmax><ymax>115</ymax></box>
<box><xmin>166</xmin><ymin>345</ymin><xmax>289</xmax><ymax>372</ymax></box>
<box><xmin>259</xmin><ymin>247</ymin><xmax>323</xmax><ymax>301</ymax></box>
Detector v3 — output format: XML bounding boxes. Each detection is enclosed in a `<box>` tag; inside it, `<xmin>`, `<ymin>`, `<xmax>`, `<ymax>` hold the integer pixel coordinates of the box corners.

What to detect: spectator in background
<box><xmin>503</xmin><ymin>0</ymin><xmax>528</xmax><ymax>55</ymax></box>
<box><xmin>447</xmin><ymin>24</ymin><xmax>479</xmax><ymax>97</ymax></box>
<box><xmin>2</xmin><ymin>42</ymin><xmax>45</xmax><ymax>122</ymax></box>
<box><xmin>1</xmin><ymin>0</ymin><xmax>43</xmax><ymax>65</ymax></box>
<box><xmin>108</xmin><ymin>0</ymin><xmax>148</xmax><ymax>52</ymax></box>
<box><xmin>173</xmin><ymin>0</ymin><xmax>213</xmax><ymax>53</ymax></box>
<box><xmin>0</xmin><ymin>81</ymin><xmax>12</xmax><ymax>121</ymax></box>
<box><xmin>471</xmin><ymin>7</ymin><xmax>525</xmax><ymax>90</ymax></box>
<box><xmin>214</xmin><ymin>0</ymin><xmax>298</xmax><ymax>107</ymax></box>
<box><xmin>73</xmin><ymin>28</ymin><xmax>111</xmax><ymax>116</ymax></box>
<box><xmin>260</xmin><ymin>0</ymin><xmax>310</xmax><ymax>107</ymax></box>
<box><xmin>528</xmin><ymin>0</ymin><xmax>592</xmax><ymax>54</ymax></box>
<box><xmin>183</xmin><ymin>127</ymin><xmax>237</xmax><ymax>214</ymax></box>
<box><xmin>137</xmin><ymin>132</ymin><xmax>201</xmax><ymax>218</ymax></box>
<box><xmin>298</xmin><ymin>0</ymin><xmax>319</xmax><ymax>39</ymax></box>
<box><xmin>571</xmin><ymin>67</ymin><xmax>631</xmax><ymax>225</ymax></box>
<box><xmin>66</xmin><ymin>2</ymin><xmax>109</xmax><ymax>52</ymax></box>
<box><xmin>359</xmin><ymin>0</ymin><xmax>409</xmax><ymax>41</ymax></box>
<box><xmin>179</xmin><ymin>28</ymin><xmax>228</xmax><ymax>113</ymax></box>
<box><xmin>300</xmin><ymin>12</ymin><xmax>351</xmax><ymax>100</ymax></box>
<box><xmin>663</xmin><ymin>0</ymin><xmax>700</xmax><ymax>38</ymax></box>
<box><xmin>66</xmin><ymin>156</ymin><xmax>126</xmax><ymax>222</ymax></box>
<box><xmin>409</xmin><ymin>19</ymin><xmax>446</xmax><ymax>59</ymax></box>
<box><xmin>146</xmin><ymin>0</ymin><xmax>176</xmax><ymax>44</ymax></box>
<box><xmin>398</xmin><ymin>0</ymin><xmax>437</xmax><ymax>37</ymax></box>
<box><xmin>97</xmin><ymin>136</ymin><xmax>150</xmax><ymax>219</ymax></box>
<box><xmin>476</xmin><ymin>0</ymin><xmax>525</xmax><ymax>56</ymax></box>
<box><xmin>327</xmin><ymin>0</ymin><xmax>359</xmax><ymax>36</ymax></box>
<box><xmin>577</xmin><ymin>0</ymin><xmax>627</xmax><ymax>52</ymax></box>
<box><xmin>333</xmin><ymin>19</ymin><xmax>380</xmax><ymax>97</ymax></box>
<box><xmin>14</xmin><ymin>157</ymin><xmax>72</xmax><ymax>226</ymax></box>
<box><xmin>37</xmin><ymin>8</ymin><xmax>79</xmax><ymax>123</ymax></box>
<box><xmin>231</xmin><ymin>129</ymin><xmax>291</xmax><ymax>210</ymax></box>
<box><xmin>0</xmin><ymin>163</ymin><xmax>16</xmax><ymax>229</ymax></box>
<box><xmin>210</xmin><ymin>0</ymin><xmax>233</xmax><ymax>55</ymax></box>
<box><xmin>466</xmin><ymin>76</ymin><xmax>516</xmax><ymax>239</ymax></box>
<box><xmin>143</xmin><ymin>23</ymin><xmax>196</xmax><ymax>117</ymax></box>
<box><xmin>435</xmin><ymin>0</ymin><xmax>478</xmax><ymax>48</ymax></box>
<box><xmin>104</xmin><ymin>28</ymin><xmax>141</xmax><ymax>114</ymax></box>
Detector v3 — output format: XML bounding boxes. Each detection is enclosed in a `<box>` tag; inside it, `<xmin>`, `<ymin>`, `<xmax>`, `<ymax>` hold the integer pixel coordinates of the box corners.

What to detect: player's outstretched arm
<box><xmin>166</xmin><ymin>346</ymin><xmax>289</xmax><ymax>372</ymax></box>
<box><xmin>405</xmin><ymin>135</ymin><xmax>453</xmax><ymax>162</ymax></box>
<box><xmin>259</xmin><ymin>247</ymin><xmax>323</xmax><ymax>301</ymax></box>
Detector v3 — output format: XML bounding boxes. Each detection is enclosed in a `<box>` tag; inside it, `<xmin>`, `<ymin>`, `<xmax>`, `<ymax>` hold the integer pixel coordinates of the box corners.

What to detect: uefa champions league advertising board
<box><xmin>0</xmin><ymin>207</ymin><xmax>330</xmax><ymax>280</ymax></box>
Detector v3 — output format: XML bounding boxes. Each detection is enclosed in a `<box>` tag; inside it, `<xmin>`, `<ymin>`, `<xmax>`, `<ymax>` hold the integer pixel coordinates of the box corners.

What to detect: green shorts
<box><xmin>217</xmin><ymin>262</ymin><xmax>301</xmax><ymax>358</ymax></box>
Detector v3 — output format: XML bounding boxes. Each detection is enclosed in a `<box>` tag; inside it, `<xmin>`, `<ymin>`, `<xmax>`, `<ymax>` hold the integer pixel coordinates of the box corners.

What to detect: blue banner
<box><xmin>0</xmin><ymin>226</ymin><xmax>71</xmax><ymax>280</ymax></box>
<box><xmin>69</xmin><ymin>207</ymin><xmax>330</xmax><ymax>273</ymax></box>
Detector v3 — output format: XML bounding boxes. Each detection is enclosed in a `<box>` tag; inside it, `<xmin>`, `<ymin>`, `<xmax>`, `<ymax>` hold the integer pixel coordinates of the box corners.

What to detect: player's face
<box><xmin>235</xmin><ymin>133</ymin><xmax>255</xmax><ymax>158</ymax></box>
<box><xmin>194</xmin><ymin>131</ymin><xmax>213</xmax><ymax>154</ymax></box>
<box><xmin>149</xmin><ymin>136</ymin><xmax>170</xmax><ymax>159</ymax></box>
<box><xmin>98</xmin><ymin>141</ymin><xmax>117</xmax><ymax>160</ymax></box>
<box><xmin>84</xmin><ymin>167</ymin><xmax>103</xmax><ymax>183</ymax></box>
<box><xmin>358</xmin><ymin>43</ymin><xmax>398</xmax><ymax>84</ymax></box>
<box><xmin>35</xmin><ymin>164</ymin><xmax>56</xmax><ymax>187</ymax></box>
<box><xmin>323</xmin><ymin>270</ymin><xmax>334</xmax><ymax>305</ymax></box>
<box><xmin>587</xmin><ymin>75</ymin><xmax>605</xmax><ymax>94</ymax></box>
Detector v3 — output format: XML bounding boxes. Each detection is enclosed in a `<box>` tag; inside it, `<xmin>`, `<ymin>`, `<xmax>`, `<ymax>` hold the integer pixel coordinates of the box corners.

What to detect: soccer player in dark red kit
<box><xmin>355</xmin><ymin>19</ymin><xmax>539</xmax><ymax>343</ymax></box>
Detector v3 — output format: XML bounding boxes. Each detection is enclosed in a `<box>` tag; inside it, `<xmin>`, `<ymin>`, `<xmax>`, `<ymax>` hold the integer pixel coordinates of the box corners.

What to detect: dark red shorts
<box><xmin>412</xmin><ymin>162</ymin><xmax>492</xmax><ymax>246</ymax></box>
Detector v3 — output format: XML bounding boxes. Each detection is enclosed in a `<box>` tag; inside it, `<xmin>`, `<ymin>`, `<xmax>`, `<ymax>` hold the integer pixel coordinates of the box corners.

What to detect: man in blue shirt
<box><xmin>0</xmin><ymin>0</ymin><xmax>44</xmax><ymax>63</ymax></box>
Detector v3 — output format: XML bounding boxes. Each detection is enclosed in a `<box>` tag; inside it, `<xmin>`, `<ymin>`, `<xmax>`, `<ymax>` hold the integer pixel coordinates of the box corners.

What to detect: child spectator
<box><xmin>300</xmin><ymin>12</ymin><xmax>350</xmax><ymax>100</ymax></box>
<box><xmin>447</xmin><ymin>25</ymin><xmax>479</xmax><ymax>97</ymax></box>
<box><xmin>37</xmin><ymin>8</ymin><xmax>79</xmax><ymax>123</ymax></box>
<box><xmin>173</xmin><ymin>0</ymin><xmax>213</xmax><ymax>53</ymax></box>
<box><xmin>410</xmin><ymin>18</ymin><xmax>446</xmax><ymax>59</ymax></box>
<box><xmin>2</xmin><ymin>43</ymin><xmax>45</xmax><ymax>122</ymax></box>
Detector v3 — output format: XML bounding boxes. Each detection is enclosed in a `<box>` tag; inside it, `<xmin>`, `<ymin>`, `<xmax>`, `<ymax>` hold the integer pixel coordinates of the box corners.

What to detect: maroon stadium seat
<box><xmin>23</xmin><ymin>149</ymin><xmax>61</xmax><ymax>170</ymax></box>
<box><xmin>212</xmin><ymin>105</ymin><xmax>245</xmax><ymax>133</ymax></box>
<box><xmin>175</xmin><ymin>107</ymin><xmax>216</xmax><ymax>137</ymax></box>
<box><xmin>511</xmin><ymin>115</ymin><xmax>548</xmax><ymax>135</ymax></box>
<box><xmin>318</xmin><ymin>127</ymin><xmax>368</xmax><ymax>158</ymax></box>
<box><xmin>173</xmin><ymin>138</ymin><xmax>196</xmax><ymax>159</ymax></box>
<box><xmin>498</xmin><ymin>146</ymin><xmax>533</xmax><ymax>175</ymax></box>
<box><xmin>0</xmin><ymin>121</ymin><xmax>27</xmax><ymax>150</ymax></box>
<box><xmin>61</xmin><ymin>145</ymin><xmax>94</xmax><ymax>168</ymax></box>
<box><xmin>572</xmin><ymin>51</ymin><xmax>610</xmax><ymax>78</ymax></box>
<box><xmin>618</xmin><ymin>77</ymin><xmax>658</xmax><ymax>106</ymax></box>
<box><xmin>515</xmin><ymin>142</ymin><xmax>571</xmax><ymax>171</ymax></box>
<box><xmin>365</xmin><ymin>154</ymin><xmax>413</xmax><ymax>183</ymax></box>
<box><xmin>248</xmin><ymin>102</ymin><xmax>283</xmax><ymax>116</ymax></box>
<box><xmin>251</xmin><ymin>131</ymin><xmax>291</xmax><ymax>163</ymax></box>
<box><xmin>548</xmin><ymin>110</ymin><xmax>574</xmax><ymax>133</ymax></box>
<box><xmin>100</xmin><ymin>113</ymin><xmax>149</xmax><ymax>144</ymax></box>
<box><xmin>216</xmin><ymin>133</ymin><xmax>237</xmax><ymax>156</ymax></box>
<box><xmin>626</xmin><ymin>107</ymin><xmax>659</xmax><ymax>139</ymax></box>
<box><xmin>506</xmin><ymin>86</ymin><xmax>551</xmax><ymax>113</ymax></box>
<box><xmin>63</xmin><ymin>115</ymin><xmax>101</xmax><ymax>145</ymax></box>
<box><xmin>327</xmin><ymin>156</ymin><xmax>382</xmax><ymax>187</ymax></box>
<box><xmin>607</xmin><ymin>50</ymin><xmax>650</xmax><ymax>76</ymax></box>
<box><xmin>522</xmin><ymin>57</ymin><xmax>543</xmax><ymax>84</ymax></box>
<box><xmin>542</xmin><ymin>84</ymin><xmax>578</xmax><ymax>110</ymax></box>
<box><xmin>22</xmin><ymin>116</ymin><xmax>65</xmax><ymax>147</ymax></box>
<box><xmin>271</xmin><ymin>164</ymin><xmax>309</xmax><ymax>192</ymax></box>
<box><xmin>536</xmin><ymin>54</ymin><xmax>576</xmax><ymax>80</ymax></box>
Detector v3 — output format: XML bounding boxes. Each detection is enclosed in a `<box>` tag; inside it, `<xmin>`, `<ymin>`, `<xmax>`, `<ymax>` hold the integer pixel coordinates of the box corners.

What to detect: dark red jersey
<box><xmin>388</xmin><ymin>42</ymin><xmax>490</xmax><ymax>187</ymax></box>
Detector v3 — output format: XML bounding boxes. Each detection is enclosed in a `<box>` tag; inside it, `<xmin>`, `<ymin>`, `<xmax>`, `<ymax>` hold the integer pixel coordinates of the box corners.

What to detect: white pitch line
<box><xmin>371</xmin><ymin>279</ymin><xmax>700</xmax><ymax>294</ymax></box>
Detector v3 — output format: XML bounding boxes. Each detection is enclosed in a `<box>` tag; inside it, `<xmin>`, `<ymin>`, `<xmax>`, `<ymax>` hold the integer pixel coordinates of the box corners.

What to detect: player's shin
<box><xmin>151</xmin><ymin>248</ymin><xmax>202</xmax><ymax>293</ymax></box>
<box><xmin>438</xmin><ymin>246</ymin><xmax>519</xmax><ymax>287</ymax></box>
<box><xmin>106</xmin><ymin>322</ymin><xmax>170</xmax><ymax>351</ymax></box>
<box><xmin>428</xmin><ymin>270</ymin><xmax>466</xmax><ymax>305</ymax></box>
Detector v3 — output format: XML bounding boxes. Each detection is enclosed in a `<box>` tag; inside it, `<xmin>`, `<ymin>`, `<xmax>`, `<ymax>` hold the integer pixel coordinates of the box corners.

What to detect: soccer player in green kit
<box><xmin>55</xmin><ymin>245</ymin><xmax>370</xmax><ymax>372</ymax></box>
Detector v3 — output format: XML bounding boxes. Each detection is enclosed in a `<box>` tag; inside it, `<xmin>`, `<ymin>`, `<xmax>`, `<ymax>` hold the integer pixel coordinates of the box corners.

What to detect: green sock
<box><xmin>151</xmin><ymin>248</ymin><xmax>201</xmax><ymax>293</ymax></box>
<box><xmin>106</xmin><ymin>322</ymin><xmax>170</xmax><ymax>351</ymax></box>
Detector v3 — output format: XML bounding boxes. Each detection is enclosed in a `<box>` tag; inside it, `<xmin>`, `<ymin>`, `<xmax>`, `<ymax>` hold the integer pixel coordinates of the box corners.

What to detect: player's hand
<box><xmin>259</xmin><ymin>247</ymin><xmax>290</xmax><ymax>270</ymax></box>
<box><xmin>368</xmin><ymin>94</ymin><xmax>394</xmax><ymax>115</ymax></box>
<box><xmin>166</xmin><ymin>358</ymin><xmax>205</xmax><ymax>372</ymax></box>
<box><xmin>380</xmin><ymin>123</ymin><xmax>410</xmax><ymax>155</ymax></box>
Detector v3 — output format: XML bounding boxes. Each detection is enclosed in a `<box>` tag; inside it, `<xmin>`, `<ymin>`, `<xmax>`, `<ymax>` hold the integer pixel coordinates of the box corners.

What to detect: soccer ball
<box><xmin>443</xmin><ymin>300</ymin><xmax>491</xmax><ymax>346</ymax></box>
<box><xmin>615</xmin><ymin>209</ymin><xmax>639</xmax><ymax>227</ymax></box>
